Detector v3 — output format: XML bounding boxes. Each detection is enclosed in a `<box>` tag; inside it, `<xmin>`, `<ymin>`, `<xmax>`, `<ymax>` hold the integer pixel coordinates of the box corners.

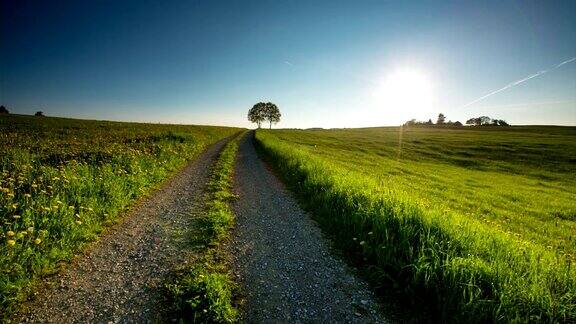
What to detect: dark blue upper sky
<box><xmin>1</xmin><ymin>0</ymin><xmax>575</xmax><ymax>127</ymax></box>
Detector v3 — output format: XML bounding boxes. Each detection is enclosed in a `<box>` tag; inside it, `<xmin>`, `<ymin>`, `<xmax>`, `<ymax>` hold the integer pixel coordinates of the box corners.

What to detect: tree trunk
<box><xmin>269</xmin><ymin>121</ymin><xmax>272</xmax><ymax>129</ymax></box>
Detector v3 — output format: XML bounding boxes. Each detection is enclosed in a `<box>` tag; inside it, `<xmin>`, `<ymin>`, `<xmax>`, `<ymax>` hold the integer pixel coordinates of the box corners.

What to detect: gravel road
<box><xmin>16</xmin><ymin>138</ymin><xmax>231</xmax><ymax>323</ymax></box>
<box><xmin>227</xmin><ymin>132</ymin><xmax>388</xmax><ymax>323</ymax></box>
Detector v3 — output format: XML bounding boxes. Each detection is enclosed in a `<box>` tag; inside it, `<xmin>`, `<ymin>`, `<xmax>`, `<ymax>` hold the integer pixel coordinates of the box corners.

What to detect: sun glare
<box><xmin>372</xmin><ymin>68</ymin><xmax>435</xmax><ymax>123</ymax></box>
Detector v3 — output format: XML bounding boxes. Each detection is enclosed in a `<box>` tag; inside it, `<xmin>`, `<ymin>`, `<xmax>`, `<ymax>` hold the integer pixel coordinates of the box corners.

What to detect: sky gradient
<box><xmin>1</xmin><ymin>0</ymin><xmax>575</xmax><ymax>128</ymax></box>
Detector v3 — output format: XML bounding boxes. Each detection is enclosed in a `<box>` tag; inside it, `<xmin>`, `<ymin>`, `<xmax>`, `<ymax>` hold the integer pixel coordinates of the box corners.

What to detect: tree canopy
<box><xmin>248</xmin><ymin>102</ymin><xmax>266</xmax><ymax>128</ymax></box>
<box><xmin>248</xmin><ymin>102</ymin><xmax>281</xmax><ymax>129</ymax></box>
<box><xmin>0</xmin><ymin>106</ymin><xmax>8</xmax><ymax>114</ymax></box>
<box><xmin>466</xmin><ymin>116</ymin><xmax>509</xmax><ymax>126</ymax></box>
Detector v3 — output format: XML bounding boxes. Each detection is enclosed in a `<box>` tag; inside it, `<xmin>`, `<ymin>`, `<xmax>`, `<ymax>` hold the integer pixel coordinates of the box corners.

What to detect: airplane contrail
<box><xmin>460</xmin><ymin>56</ymin><xmax>576</xmax><ymax>109</ymax></box>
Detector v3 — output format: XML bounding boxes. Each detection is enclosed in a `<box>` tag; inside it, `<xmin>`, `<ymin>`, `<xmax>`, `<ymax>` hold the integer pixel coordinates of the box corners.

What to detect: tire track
<box><xmin>17</xmin><ymin>137</ymin><xmax>232</xmax><ymax>323</ymax></box>
<box><xmin>228</xmin><ymin>132</ymin><xmax>388</xmax><ymax>323</ymax></box>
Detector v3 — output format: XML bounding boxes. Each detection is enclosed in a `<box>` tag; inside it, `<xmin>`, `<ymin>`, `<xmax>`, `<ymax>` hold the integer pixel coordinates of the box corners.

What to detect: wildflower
<box><xmin>7</xmin><ymin>240</ymin><xmax>16</xmax><ymax>246</ymax></box>
<box><xmin>75</xmin><ymin>213</ymin><xmax>80</xmax><ymax>218</ymax></box>
<box><xmin>31</xmin><ymin>184</ymin><xmax>38</xmax><ymax>188</ymax></box>
<box><xmin>24</xmin><ymin>193</ymin><xmax>32</xmax><ymax>198</ymax></box>
<box><xmin>75</xmin><ymin>220</ymin><xmax>82</xmax><ymax>225</ymax></box>
<box><xmin>7</xmin><ymin>231</ymin><xmax>15</xmax><ymax>237</ymax></box>
<box><xmin>12</xmin><ymin>215</ymin><xmax>21</xmax><ymax>219</ymax></box>
<box><xmin>34</xmin><ymin>238</ymin><xmax>42</xmax><ymax>245</ymax></box>
<box><xmin>27</xmin><ymin>227</ymin><xmax>34</xmax><ymax>234</ymax></box>
<box><xmin>11</xmin><ymin>203</ymin><xmax>18</xmax><ymax>209</ymax></box>
<box><xmin>87</xmin><ymin>207</ymin><xmax>93</xmax><ymax>212</ymax></box>
<box><xmin>359</xmin><ymin>241</ymin><xmax>366</xmax><ymax>246</ymax></box>
<box><xmin>353</xmin><ymin>237</ymin><xmax>357</xmax><ymax>241</ymax></box>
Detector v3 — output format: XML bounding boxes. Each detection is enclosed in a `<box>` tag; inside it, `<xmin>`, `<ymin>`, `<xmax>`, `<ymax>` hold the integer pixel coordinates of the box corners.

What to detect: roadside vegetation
<box><xmin>0</xmin><ymin>114</ymin><xmax>240</xmax><ymax>315</ymax></box>
<box><xmin>167</xmin><ymin>132</ymin><xmax>243</xmax><ymax>323</ymax></box>
<box><xmin>255</xmin><ymin>126</ymin><xmax>576</xmax><ymax>322</ymax></box>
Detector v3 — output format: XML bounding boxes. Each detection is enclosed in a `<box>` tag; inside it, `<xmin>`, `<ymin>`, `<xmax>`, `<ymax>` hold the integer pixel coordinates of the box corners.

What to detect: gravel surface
<box><xmin>227</xmin><ymin>132</ymin><xmax>388</xmax><ymax>323</ymax></box>
<box><xmin>16</xmin><ymin>138</ymin><xmax>230</xmax><ymax>323</ymax></box>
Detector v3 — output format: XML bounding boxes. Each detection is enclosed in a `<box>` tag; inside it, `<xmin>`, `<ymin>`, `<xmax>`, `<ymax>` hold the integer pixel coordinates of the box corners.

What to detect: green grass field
<box><xmin>0</xmin><ymin>114</ymin><xmax>240</xmax><ymax>314</ymax></box>
<box><xmin>255</xmin><ymin>126</ymin><xmax>576</xmax><ymax>322</ymax></box>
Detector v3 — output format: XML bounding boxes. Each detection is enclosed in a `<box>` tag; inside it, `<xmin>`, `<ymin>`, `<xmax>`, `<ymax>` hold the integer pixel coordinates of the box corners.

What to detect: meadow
<box><xmin>0</xmin><ymin>114</ymin><xmax>240</xmax><ymax>314</ymax></box>
<box><xmin>255</xmin><ymin>126</ymin><xmax>576</xmax><ymax>322</ymax></box>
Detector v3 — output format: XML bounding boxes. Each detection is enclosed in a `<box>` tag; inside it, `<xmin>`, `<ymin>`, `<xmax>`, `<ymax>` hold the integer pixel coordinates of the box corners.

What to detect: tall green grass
<box><xmin>255</xmin><ymin>127</ymin><xmax>576</xmax><ymax>322</ymax></box>
<box><xmin>167</xmin><ymin>132</ymin><xmax>243</xmax><ymax>323</ymax></box>
<box><xmin>0</xmin><ymin>114</ymin><xmax>240</xmax><ymax>316</ymax></box>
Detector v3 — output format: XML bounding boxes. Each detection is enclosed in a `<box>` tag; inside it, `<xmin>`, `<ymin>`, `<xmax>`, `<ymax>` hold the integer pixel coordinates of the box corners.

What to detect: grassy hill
<box><xmin>0</xmin><ymin>114</ymin><xmax>241</xmax><ymax>315</ymax></box>
<box><xmin>255</xmin><ymin>126</ymin><xmax>576</xmax><ymax>322</ymax></box>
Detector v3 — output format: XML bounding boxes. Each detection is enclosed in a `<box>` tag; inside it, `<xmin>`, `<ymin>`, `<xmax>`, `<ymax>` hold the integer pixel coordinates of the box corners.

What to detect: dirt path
<box><xmin>17</xmin><ymin>138</ymin><xmax>231</xmax><ymax>323</ymax></box>
<box><xmin>227</xmin><ymin>132</ymin><xmax>388</xmax><ymax>323</ymax></box>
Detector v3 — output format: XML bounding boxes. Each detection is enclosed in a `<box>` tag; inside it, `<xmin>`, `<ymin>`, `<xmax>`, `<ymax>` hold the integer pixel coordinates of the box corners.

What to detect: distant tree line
<box><xmin>465</xmin><ymin>116</ymin><xmax>509</xmax><ymax>126</ymax></box>
<box><xmin>248</xmin><ymin>102</ymin><xmax>281</xmax><ymax>129</ymax></box>
<box><xmin>404</xmin><ymin>113</ymin><xmax>509</xmax><ymax>127</ymax></box>
<box><xmin>0</xmin><ymin>105</ymin><xmax>46</xmax><ymax>117</ymax></box>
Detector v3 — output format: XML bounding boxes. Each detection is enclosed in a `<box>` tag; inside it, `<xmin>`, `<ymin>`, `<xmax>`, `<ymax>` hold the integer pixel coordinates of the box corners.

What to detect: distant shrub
<box><xmin>0</xmin><ymin>106</ymin><xmax>8</xmax><ymax>114</ymax></box>
<box><xmin>34</xmin><ymin>111</ymin><xmax>44</xmax><ymax>117</ymax></box>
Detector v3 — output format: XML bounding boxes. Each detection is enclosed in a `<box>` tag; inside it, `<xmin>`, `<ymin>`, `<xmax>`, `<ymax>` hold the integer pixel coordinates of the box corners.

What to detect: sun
<box><xmin>372</xmin><ymin>68</ymin><xmax>435</xmax><ymax>123</ymax></box>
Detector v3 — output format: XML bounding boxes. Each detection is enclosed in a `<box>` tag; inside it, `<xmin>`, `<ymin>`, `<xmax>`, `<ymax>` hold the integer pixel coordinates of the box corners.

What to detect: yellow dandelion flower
<box><xmin>7</xmin><ymin>240</ymin><xmax>16</xmax><ymax>246</ymax></box>
<box><xmin>7</xmin><ymin>231</ymin><xmax>15</xmax><ymax>237</ymax></box>
<box><xmin>27</xmin><ymin>227</ymin><xmax>34</xmax><ymax>233</ymax></box>
<box><xmin>34</xmin><ymin>238</ymin><xmax>42</xmax><ymax>245</ymax></box>
<box><xmin>75</xmin><ymin>220</ymin><xmax>82</xmax><ymax>225</ymax></box>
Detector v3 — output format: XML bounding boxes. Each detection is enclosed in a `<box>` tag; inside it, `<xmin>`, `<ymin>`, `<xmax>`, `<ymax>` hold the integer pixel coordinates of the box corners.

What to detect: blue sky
<box><xmin>1</xmin><ymin>0</ymin><xmax>575</xmax><ymax>128</ymax></box>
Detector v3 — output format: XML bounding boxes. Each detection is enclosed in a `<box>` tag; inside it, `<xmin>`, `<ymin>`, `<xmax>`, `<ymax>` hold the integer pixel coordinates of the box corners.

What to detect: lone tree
<box><xmin>437</xmin><ymin>113</ymin><xmax>446</xmax><ymax>125</ymax></box>
<box><xmin>248</xmin><ymin>102</ymin><xmax>266</xmax><ymax>128</ymax></box>
<box><xmin>263</xmin><ymin>102</ymin><xmax>281</xmax><ymax>129</ymax></box>
<box><xmin>248</xmin><ymin>102</ymin><xmax>281</xmax><ymax>129</ymax></box>
<box><xmin>35</xmin><ymin>111</ymin><xmax>44</xmax><ymax>117</ymax></box>
<box><xmin>0</xmin><ymin>105</ymin><xmax>8</xmax><ymax>114</ymax></box>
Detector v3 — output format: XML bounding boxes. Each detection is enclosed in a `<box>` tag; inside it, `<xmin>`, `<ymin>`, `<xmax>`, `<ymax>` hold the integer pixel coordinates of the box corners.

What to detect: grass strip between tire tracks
<box><xmin>166</xmin><ymin>132</ymin><xmax>244</xmax><ymax>323</ymax></box>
